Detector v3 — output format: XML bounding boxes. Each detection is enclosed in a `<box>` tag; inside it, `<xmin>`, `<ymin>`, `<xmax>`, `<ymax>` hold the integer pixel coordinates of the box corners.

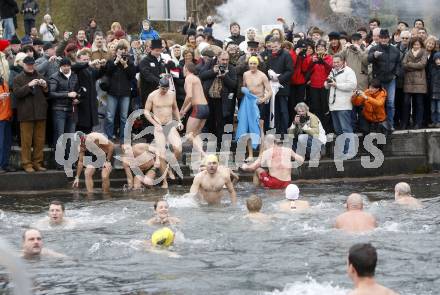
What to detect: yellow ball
<box><xmin>151</xmin><ymin>227</ymin><xmax>175</xmax><ymax>247</ymax></box>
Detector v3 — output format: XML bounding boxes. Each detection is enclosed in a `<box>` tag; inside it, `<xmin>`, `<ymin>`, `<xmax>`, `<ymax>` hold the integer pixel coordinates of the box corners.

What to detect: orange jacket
<box><xmin>0</xmin><ymin>82</ymin><xmax>12</xmax><ymax>121</ymax></box>
<box><xmin>352</xmin><ymin>89</ymin><xmax>387</xmax><ymax>123</ymax></box>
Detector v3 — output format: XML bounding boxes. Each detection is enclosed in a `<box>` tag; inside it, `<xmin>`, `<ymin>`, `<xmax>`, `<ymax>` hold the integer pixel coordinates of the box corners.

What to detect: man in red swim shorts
<box><xmin>241</xmin><ymin>134</ymin><xmax>304</xmax><ymax>189</ymax></box>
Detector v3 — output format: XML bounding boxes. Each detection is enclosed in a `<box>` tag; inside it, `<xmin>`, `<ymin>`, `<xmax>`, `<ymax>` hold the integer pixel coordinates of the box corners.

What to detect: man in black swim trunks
<box><xmin>180</xmin><ymin>63</ymin><xmax>210</xmax><ymax>155</ymax></box>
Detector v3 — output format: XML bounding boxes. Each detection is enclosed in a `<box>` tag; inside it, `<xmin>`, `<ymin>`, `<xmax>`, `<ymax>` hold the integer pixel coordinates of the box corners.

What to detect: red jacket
<box><xmin>289</xmin><ymin>49</ymin><xmax>311</xmax><ymax>85</ymax></box>
<box><xmin>305</xmin><ymin>54</ymin><xmax>333</xmax><ymax>88</ymax></box>
<box><xmin>76</xmin><ymin>40</ymin><xmax>91</xmax><ymax>50</ymax></box>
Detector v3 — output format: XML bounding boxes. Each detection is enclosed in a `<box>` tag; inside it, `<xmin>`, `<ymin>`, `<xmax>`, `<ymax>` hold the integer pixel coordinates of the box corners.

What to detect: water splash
<box><xmin>165</xmin><ymin>194</ymin><xmax>199</xmax><ymax>208</ymax></box>
<box><xmin>267</xmin><ymin>277</ymin><xmax>349</xmax><ymax>295</ymax></box>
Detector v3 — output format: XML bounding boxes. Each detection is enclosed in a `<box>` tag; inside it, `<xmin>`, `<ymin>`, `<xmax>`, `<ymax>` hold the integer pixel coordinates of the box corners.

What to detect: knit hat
<box><xmin>114</xmin><ymin>30</ymin><xmax>126</xmax><ymax>39</ymax></box>
<box><xmin>434</xmin><ymin>52</ymin><xmax>440</xmax><ymax>61</ymax></box>
<box><xmin>328</xmin><ymin>31</ymin><xmax>341</xmax><ymax>40</ymax></box>
<box><xmin>43</xmin><ymin>42</ymin><xmax>55</xmax><ymax>51</ymax></box>
<box><xmin>21</xmin><ymin>36</ymin><xmax>33</xmax><ymax>46</ymax></box>
<box><xmin>0</xmin><ymin>39</ymin><xmax>10</xmax><ymax>52</ymax></box>
<box><xmin>23</xmin><ymin>56</ymin><xmax>35</xmax><ymax>65</ymax></box>
<box><xmin>33</xmin><ymin>39</ymin><xmax>44</xmax><ymax>46</ymax></box>
<box><xmin>59</xmin><ymin>57</ymin><xmax>71</xmax><ymax>66</ymax></box>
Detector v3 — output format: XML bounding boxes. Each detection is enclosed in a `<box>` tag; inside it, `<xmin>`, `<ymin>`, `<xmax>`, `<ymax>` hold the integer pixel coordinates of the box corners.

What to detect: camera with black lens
<box><xmin>218</xmin><ymin>64</ymin><xmax>227</xmax><ymax>75</ymax></box>
<box><xmin>121</xmin><ymin>53</ymin><xmax>129</xmax><ymax>62</ymax></box>
<box><xmin>76</xmin><ymin>86</ymin><xmax>87</xmax><ymax>99</ymax></box>
<box><xmin>299</xmin><ymin>115</ymin><xmax>310</xmax><ymax>124</ymax></box>
<box><xmin>250</xmin><ymin>53</ymin><xmax>258</xmax><ymax>57</ymax></box>
<box><xmin>326</xmin><ymin>77</ymin><xmax>335</xmax><ymax>84</ymax></box>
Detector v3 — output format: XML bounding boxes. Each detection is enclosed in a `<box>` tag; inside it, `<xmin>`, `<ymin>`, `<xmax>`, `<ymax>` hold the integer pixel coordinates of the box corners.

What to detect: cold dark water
<box><xmin>0</xmin><ymin>175</ymin><xmax>439</xmax><ymax>295</ymax></box>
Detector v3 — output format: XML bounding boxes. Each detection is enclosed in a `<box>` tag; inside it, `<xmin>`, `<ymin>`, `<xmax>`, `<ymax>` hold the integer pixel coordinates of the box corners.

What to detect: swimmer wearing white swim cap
<box><xmin>279</xmin><ymin>184</ymin><xmax>310</xmax><ymax>212</ymax></box>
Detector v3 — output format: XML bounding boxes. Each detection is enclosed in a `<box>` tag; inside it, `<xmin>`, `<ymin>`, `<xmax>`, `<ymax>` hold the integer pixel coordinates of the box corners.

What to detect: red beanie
<box><xmin>0</xmin><ymin>39</ymin><xmax>10</xmax><ymax>52</ymax></box>
<box><xmin>114</xmin><ymin>30</ymin><xmax>126</xmax><ymax>39</ymax></box>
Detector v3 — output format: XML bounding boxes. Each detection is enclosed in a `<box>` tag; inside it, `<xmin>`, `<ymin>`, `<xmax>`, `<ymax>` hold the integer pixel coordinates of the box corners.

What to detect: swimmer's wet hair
<box><xmin>153</xmin><ymin>199</ymin><xmax>168</xmax><ymax>211</ymax></box>
<box><xmin>246</xmin><ymin>195</ymin><xmax>262</xmax><ymax>213</ymax></box>
<box><xmin>22</xmin><ymin>228</ymin><xmax>41</xmax><ymax>241</ymax></box>
<box><xmin>348</xmin><ymin>243</ymin><xmax>377</xmax><ymax>277</ymax></box>
<box><xmin>50</xmin><ymin>200</ymin><xmax>65</xmax><ymax>211</ymax></box>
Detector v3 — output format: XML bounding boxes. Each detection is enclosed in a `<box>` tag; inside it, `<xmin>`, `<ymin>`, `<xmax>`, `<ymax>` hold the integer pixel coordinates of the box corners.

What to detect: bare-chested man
<box><xmin>335</xmin><ymin>194</ymin><xmax>377</xmax><ymax>233</ymax></box>
<box><xmin>180</xmin><ymin>62</ymin><xmax>209</xmax><ymax>155</ymax></box>
<box><xmin>347</xmin><ymin>243</ymin><xmax>398</xmax><ymax>295</ymax></box>
<box><xmin>241</xmin><ymin>134</ymin><xmax>304</xmax><ymax>189</ymax></box>
<box><xmin>190</xmin><ymin>154</ymin><xmax>237</xmax><ymax>205</ymax></box>
<box><xmin>121</xmin><ymin>143</ymin><xmax>165</xmax><ymax>189</ymax></box>
<box><xmin>72</xmin><ymin>132</ymin><xmax>114</xmax><ymax>193</ymax></box>
<box><xmin>144</xmin><ymin>77</ymin><xmax>183</xmax><ymax>161</ymax></box>
<box><xmin>394</xmin><ymin>182</ymin><xmax>422</xmax><ymax>208</ymax></box>
<box><xmin>21</xmin><ymin>229</ymin><xmax>65</xmax><ymax>259</ymax></box>
<box><xmin>33</xmin><ymin>200</ymin><xmax>76</xmax><ymax>229</ymax></box>
<box><xmin>242</xmin><ymin>56</ymin><xmax>272</xmax><ymax>159</ymax></box>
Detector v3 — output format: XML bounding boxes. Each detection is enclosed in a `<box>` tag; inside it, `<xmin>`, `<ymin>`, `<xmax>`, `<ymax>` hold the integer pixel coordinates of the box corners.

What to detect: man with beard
<box><xmin>190</xmin><ymin>154</ymin><xmax>237</xmax><ymax>205</ymax></box>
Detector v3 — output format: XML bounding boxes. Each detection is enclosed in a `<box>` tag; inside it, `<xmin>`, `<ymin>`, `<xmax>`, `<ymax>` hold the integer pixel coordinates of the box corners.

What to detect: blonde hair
<box><xmin>111</xmin><ymin>22</ymin><xmax>122</xmax><ymax>32</ymax></box>
<box><xmin>246</xmin><ymin>195</ymin><xmax>263</xmax><ymax>213</ymax></box>
<box><xmin>14</xmin><ymin>52</ymin><xmax>27</xmax><ymax>67</ymax></box>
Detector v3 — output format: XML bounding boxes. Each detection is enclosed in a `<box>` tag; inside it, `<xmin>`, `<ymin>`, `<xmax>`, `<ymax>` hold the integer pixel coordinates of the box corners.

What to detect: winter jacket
<box><xmin>0</xmin><ymin>81</ymin><xmax>12</xmax><ymax>121</ymax></box>
<box><xmin>39</xmin><ymin>22</ymin><xmax>59</xmax><ymax>42</ymax></box>
<box><xmin>181</xmin><ymin>23</ymin><xmax>196</xmax><ymax>35</ymax></box>
<box><xmin>305</xmin><ymin>54</ymin><xmax>333</xmax><ymax>89</ymax></box>
<box><xmin>396</xmin><ymin>43</ymin><xmax>409</xmax><ymax>89</ymax></box>
<box><xmin>71</xmin><ymin>62</ymin><xmax>103</xmax><ymax>128</ymax></box>
<box><xmin>91</xmin><ymin>47</ymin><xmax>109</xmax><ymax>61</ymax></box>
<box><xmin>7</xmin><ymin>64</ymin><xmax>22</xmax><ymax>108</ymax></box>
<box><xmin>431</xmin><ymin>64</ymin><xmax>440</xmax><ymax>99</ymax></box>
<box><xmin>236</xmin><ymin>87</ymin><xmax>260</xmax><ymax>149</ymax></box>
<box><xmin>0</xmin><ymin>0</ymin><xmax>19</xmax><ymax>18</ymax></box>
<box><xmin>105</xmin><ymin>58</ymin><xmax>136</xmax><ymax>97</ymax></box>
<box><xmin>227</xmin><ymin>34</ymin><xmax>245</xmax><ymax>45</ymax></box>
<box><xmin>325</xmin><ymin>66</ymin><xmax>357</xmax><ymax>111</ymax></box>
<box><xmin>289</xmin><ymin>49</ymin><xmax>311</xmax><ymax>85</ymax></box>
<box><xmin>48</xmin><ymin>70</ymin><xmax>79</xmax><ymax>112</ymax></box>
<box><xmin>139</xmin><ymin>29</ymin><xmax>160</xmax><ymax>42</ymax></box>
<box><xmin>76</xmin><ymin>40</ymin><xmax>91</xmax><ymax>50</ymax></box>
<box><xmin>13</xmin><ymin>70</ymin><xmax>48</xmax><ymax>121</ymax></box>
<box><xmin>368</xmin><ymin>43</ymin><xmax>400</xmax><ymax>83</ymax></box>
<box><xmin>341</xmin><ymin>45</ymin><xmax>369</xmax><ymax>90</ymax></box>
<box><xmin>402</xmin><ymin>49</ymin><xmax>428</xmax><ymax>94</ymax></box>
<box><xmin>21</xmin><ymin>0</ymin><xmax>39</xmax><ymax>20</ymax></box>
<box><xmin>35</xmin><ymin>54</ymin><xmax>60</xmax><ymax>79</ymax></box>
<box><xmin>288</xmin><ymin>112</ymin><xmax>327</xmax><ymax>144</ymax></box>
<box><xmin>139</xmin><ymin>53</ymin><xmax>168</xmax><ymax>103</ymax></box>
<box><xmin>266</xmin><ymin>49</ymin><xmax>293</xmax><ymax>96</ymax></box>
<box><xmin>199</xmin><ymin>58</ymin><xmax>237</xmax><ymax>117</ymax></box>
<box><xmin>352</xmin><ymin>88</ymin><xmax>387</xmax><ymax>123</ymax></box>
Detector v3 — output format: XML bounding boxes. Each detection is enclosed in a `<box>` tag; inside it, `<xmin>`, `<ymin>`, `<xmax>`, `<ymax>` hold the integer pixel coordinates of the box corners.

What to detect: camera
<box><xmin>76</xmin><ymin>87</ymin><xmax>87</xmax><ymax>99</ymax></box>
<box><xmin>121</xmin><ymin>53</ymin><xmax>129</xmax><ymax>61</ymax></box>
<box><xmin>218</xmin><ymin>64</ymin><xmax>227</xmax><ymax>74</ymax></box>
<box><xmin>355</xmin><ymin>90</ymin><xmax>362</xmax><ymax>96</ymax></box>
<box><xmin>299</xmin><ymin>115</ymin><xmax>310</xmax><ymax>124</ymax></box>
<box><xmin>250</xmin><ymin>53</ymin><xmax>258</xmax><ymax>57</ymax></box>
<box><xmin>326</xmin><ymin>77</ymin><xmax>335</xmax><ymax>84</ymax></box>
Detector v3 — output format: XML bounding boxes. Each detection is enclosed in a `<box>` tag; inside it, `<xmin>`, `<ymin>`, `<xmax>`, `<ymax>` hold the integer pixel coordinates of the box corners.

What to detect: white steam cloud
<box><xmin>213</xmin><ymin>0</ymin><xmax>295</xmax><ymax>40</ymax></box>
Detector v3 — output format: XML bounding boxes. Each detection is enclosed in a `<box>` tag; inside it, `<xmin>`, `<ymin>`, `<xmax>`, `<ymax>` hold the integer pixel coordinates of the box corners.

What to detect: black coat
<box><xmin>139</xmin><ymin>53</ymin><xmax>167</xmax><ymax>104</ymax></box>
<box><xmin>228</xmin><ymin>34</ymin><xmax>245</xmax><ymax>45</ymax></box>
<box><xmin>431</xmin><ymin>65</ymin><xmax>440</xmax><ymax>98</ymax></box>
<box><xmin>266</xmin><ymin>49</ymin><xmax>294</xmax><ymax>96</ymax></box>
<box><xmin>105</xmin><ymin>58</ymin><xmax>136</xmax><ymax>97</ymax></box>
<box><xmin>0</xmin><ymin>0</ymin><xmax>19</xmax><ymax>18</ymax></box>
<box><xmin>368</xmin><ymin>44</ymin><xmax>401</xmax><ymax>83</ymax></box>
<box><xmin>71</xmin><ymin>62</ymin><xmax>103</xmax><ymax>128</ymax></box>
<box><xmin>48</xmin><ymin>71</ymin><xmax>79</xmax><ymax>112</ymax></box>
<box><xmin>199</xmin><ymin>58</ymin><xmax>237</xmax><ymax>118</ymax></box>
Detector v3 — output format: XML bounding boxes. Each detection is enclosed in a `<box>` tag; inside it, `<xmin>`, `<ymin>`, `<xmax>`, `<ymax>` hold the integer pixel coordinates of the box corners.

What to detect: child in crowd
<box><xmin>431</xmin><ymin>52</ymin><xmax>440</xmax><ymax>127</ymax></box>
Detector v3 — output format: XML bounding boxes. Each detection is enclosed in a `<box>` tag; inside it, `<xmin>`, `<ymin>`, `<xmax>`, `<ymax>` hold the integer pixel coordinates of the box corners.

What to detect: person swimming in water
<box><xmin>335</xmin><ymin>193</ymin><xmax>377</xmax><ymax>233</ymax></box>
<box><xmin>347</xmin><ymin>243</ymin><xmax>398</xmax><ymax>295</ymax></box>
<box><xmin>278</xmin><ymin>184</ymin><xmax>310</xmax><ymax>212</ymax></box>
<box><xmin>394</xmin><ymin>182</ymin><xmax>422</xmax><ymax>208</ymax></box>
<box><xmin>146</xmin><ymin>199</ymin><xmax>181</xmax><ymax>226</ymax></box>
<box><xmin>33</xmin><ymin>200</ymin><xmax>76</xmax><ymax>229</ymax></box>
<box><xmin>21</xmin><ymin>229</ymin><xmax>65</xmax><ymax>259</ymax></box>
<box><xmin>241</xmin><ymin>134</ymin><xmax>304</xmax><ymax>189</ymax></box>
<box><xmin>142</xmin><ymin>227</ymin><xmax>180</xmax><ymax>258</ymax></box>
<box><xmin>244</xmin><ymin>195</ymin><xmax>271</xmax><ymax>222</ymax></box>
<box><xmin>190</xmin><ymin>154</ymin><xmax>237</xmax><ymax>205</ymax></box>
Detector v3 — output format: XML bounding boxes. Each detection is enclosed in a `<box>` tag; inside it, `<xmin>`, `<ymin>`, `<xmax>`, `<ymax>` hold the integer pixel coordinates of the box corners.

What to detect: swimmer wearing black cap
<box><xmin>144</xmin><ymin>76</ymin><xmax>184</xmax><ymax>188</ymax></box>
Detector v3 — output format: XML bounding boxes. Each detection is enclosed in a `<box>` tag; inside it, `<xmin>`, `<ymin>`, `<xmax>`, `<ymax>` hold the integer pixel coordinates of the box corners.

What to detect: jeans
<box><xmin>382</xmin><ymin>79</ymin><xmax>396</xmax><ymax>129</ymax></box>
<box><xmin>1</xmin><ymin>18</ymin><xmax>15</xmax><ymax>40</ymax></box>
<box><xmin>53</xmin><ymin>110</ymin><xmax>75</xmax><ymax>146</ymax></box>
<box><xmin>296</xmin><ymin>134</ymin><xmax>324</xmax><ymax>161</ymax></box>
<box><xmin>431</xmin><ymin>100</ymin><xmax>440</xmax><ymax>124</ymax></box>
<box><xmin>331</xmin><ymin>110</ymin><xmax>354</xmax><ymax>154</ymax></box>
<box><xmin>0</xmin><ymin>120</ymin><xmax>12</xmax><ymax>169</ymax></box>
<box><xmin>274</xmin><ymin>95</ymin><xmax>289</xmax><ymax>135</ymax></box>
<box><xmin>105</xmin><ymin>95</ymin><xmax>130</xmax><ymax>139</ymax></box>
<box><xmin>402</xmin><ymin>93</ymin><xmax>424</xmax><ymax>128</ymax></box>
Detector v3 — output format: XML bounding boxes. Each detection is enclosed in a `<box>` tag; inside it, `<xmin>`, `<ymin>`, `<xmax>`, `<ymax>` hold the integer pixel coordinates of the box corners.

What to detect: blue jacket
<box><xmin>139</xmin><ymin>29</ymin><xmax>160</xmax><ymax>41</ymax></box>
<box><xmin>236</xmin><ymin>87</ymin><xmax>260</xmax><ymax>149</ymax></box>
